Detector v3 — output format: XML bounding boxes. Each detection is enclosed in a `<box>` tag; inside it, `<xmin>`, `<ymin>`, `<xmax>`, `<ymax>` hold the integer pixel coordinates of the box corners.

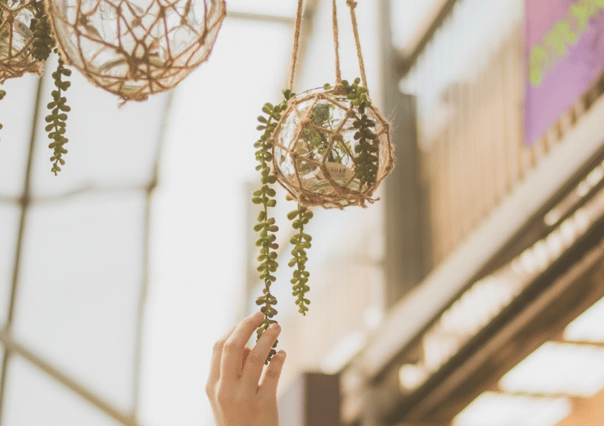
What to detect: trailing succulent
<box><xmin>343</xmin><ymin>78</ymin><xmax>379</xmax><ymax>188</ymax></box>
<box><xmin>253</xmin><ymin>88</ymin><xmax>304</xmax><ymax>364</ymax></box>
<box><xmin>251</xmin><ymin>78</ymin><xmax>376</xmax><ymax>364</ymax></box>
<box><xmin>31</xmin><ymin>1</ymin><xmax>73</xmax><ymax>176</ymax></box>
<box><xmin>47</xmin><ymin>48</ymin><xmax>71</xmax><ymax>175</ymax></box>
<box><xmin>0</xmin><ymin>0</ymin><xmax>71</xmax><ymax>174</ymax></box>
<box><xmin>287</xmin><ymin>205</ymin><xmax>312</xmax><ymax>316</ymax></box>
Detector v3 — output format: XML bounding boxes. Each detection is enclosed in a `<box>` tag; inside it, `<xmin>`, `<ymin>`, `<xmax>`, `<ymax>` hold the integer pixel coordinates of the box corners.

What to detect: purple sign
<box><xmin>525</xmin><ymin>0</ymin><xmax>604</xmax><ymax>145</ymax></box>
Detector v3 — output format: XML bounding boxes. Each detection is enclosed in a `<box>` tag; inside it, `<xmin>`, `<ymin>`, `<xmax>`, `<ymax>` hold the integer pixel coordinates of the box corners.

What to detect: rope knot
<box><xmin>346</xmin><ymin>0</ymin><xmax>358</xmax><ymax>8</ymax></box>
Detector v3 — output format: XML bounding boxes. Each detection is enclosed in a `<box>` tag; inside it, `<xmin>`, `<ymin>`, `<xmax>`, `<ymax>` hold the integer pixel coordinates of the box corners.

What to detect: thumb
<box><xmin>259</xmin><ymin>350</ymin><xmax>286</xmax><ymax>396</ymax></box>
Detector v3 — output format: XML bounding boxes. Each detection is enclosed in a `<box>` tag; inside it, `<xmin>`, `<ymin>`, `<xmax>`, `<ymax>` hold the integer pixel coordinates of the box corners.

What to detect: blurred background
<box><xmin>2</xmin><ymin>0</ymin><xmax>604</xmax><ymax>425</ymax></box>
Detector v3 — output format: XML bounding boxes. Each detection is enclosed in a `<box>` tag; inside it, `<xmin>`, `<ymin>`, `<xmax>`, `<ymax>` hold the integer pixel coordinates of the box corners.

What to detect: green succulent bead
<box><xmin>46</xmin><ymin>49</ymin><xmax>71</xmax><ymax>175</ymax></box>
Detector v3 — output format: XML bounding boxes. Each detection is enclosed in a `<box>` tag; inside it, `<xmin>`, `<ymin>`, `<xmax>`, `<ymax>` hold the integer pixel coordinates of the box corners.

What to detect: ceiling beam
<box><xmin>226</xmin><ymin>10</ymin><xmax>294</xmax><ymax>25</ymax></box>
<box><xmin>391</xmin><ymin>216</ymin><xmax>604</xmax><ymax>422</ymax></box>
<box><xmin>397</xmin><ymin>0</ymin><xmax>460</xmax><ymax>76</ymax></box>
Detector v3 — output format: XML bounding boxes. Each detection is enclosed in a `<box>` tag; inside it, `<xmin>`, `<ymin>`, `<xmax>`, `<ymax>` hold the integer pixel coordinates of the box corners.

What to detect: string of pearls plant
<box><xmin>252</xmin><ymin>89</ymin><xmax>296</xmax><ymax>364</ymax></box>
<box><xmin>0</xmin><ymin>0</ymin><xmax>71</xmax><ymax>174</ymax></box>
<box><xmin>342</xmin><ymin>79</ymin><xmax>379</xmax><ymax>187</ymax></box>
<box><xmin>47</xmin><ymin>48</ymin><xmax>71</xmax><ymax>175</ymax></box>
<box><xmin>32</xmin><ymin>1</ymin><xmax>71</xmax><ymax>175</ymax></box>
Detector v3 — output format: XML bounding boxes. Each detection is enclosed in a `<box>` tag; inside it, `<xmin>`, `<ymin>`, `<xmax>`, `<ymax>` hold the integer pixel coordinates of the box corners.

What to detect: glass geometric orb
<box><xmin>0</xmin><ymin>0</ymin><xmax>43</xmax><ymax>82</ymax></box>
<box><xmin>46</xmin><ymin>0</ymin><xmax>226</xmax><ymax>101</ymax></box>
<box><xmin>272</xmin><ymin>86</ymin><xmax>394</xmax><ymax>209</ymax></box>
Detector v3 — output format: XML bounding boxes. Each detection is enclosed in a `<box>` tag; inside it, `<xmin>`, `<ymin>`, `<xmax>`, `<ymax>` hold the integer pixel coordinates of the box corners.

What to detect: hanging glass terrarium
<box><xmin>0</xmin><ymin>0</ymin><xmax>43</xmax><ymax>82</ymax></box>
<box><xmin>45</xmin><ymin>0</ymin><xmax>226</xmax><ymax>101</ymax></box>
<box><xmin>270</xmin><ymin>0</ymin><xmax>394</xmax><ymax>209</ymax></box>
<box><xmin>272</xmin><ymin>82</ymin><xmax>393</xmax><ymax>208</ymax></box>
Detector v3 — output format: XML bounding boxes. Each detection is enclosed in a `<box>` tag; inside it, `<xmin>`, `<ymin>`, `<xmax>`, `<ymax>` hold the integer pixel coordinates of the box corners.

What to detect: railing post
<box><xmin>379</xmin><ymin>0</ymin><xmax>431</xmax><ymax>307</ymax></box>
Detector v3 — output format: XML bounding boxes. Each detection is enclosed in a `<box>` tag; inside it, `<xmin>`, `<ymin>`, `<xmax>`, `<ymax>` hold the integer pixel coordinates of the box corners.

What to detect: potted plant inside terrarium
<box><xmin>0</xmin><ymin>0</ymin><xmax>44</xmax><ymax>82</ymax></box>
<box><xmin>272</xmin><ymin>80</ymin><xmax>392</xmax><ymax>209</ymax></box>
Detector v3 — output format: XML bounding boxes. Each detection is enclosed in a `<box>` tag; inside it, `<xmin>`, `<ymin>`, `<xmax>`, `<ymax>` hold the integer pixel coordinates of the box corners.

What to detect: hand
<box><xmin>206</xmin><ymin>311</ymin><xmax>286</xmax><ymax>426</ymax></box>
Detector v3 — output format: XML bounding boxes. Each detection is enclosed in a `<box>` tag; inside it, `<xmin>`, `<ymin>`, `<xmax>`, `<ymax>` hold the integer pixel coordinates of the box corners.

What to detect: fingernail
<box><xmin>269</xmin><ymin>323</ymin><xmax>280</xmax><ymax>331</ymax></box>
<box><xmin>253</xmin><ymin>311</ymin><xmax>264</xmax><ymax>320</ymax></box>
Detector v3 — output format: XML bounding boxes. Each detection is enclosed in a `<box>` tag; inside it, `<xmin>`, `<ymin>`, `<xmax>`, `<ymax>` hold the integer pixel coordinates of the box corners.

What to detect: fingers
<box><xmin>258</xmin><ymin>350</ymin><xmax>287</xmax><ymax>397</ymax></box>
<box><xmin>241</xmin><ymin>347</ymin><xmax>252</xmax><ymax>374</ymax></box>
<box><xmin>240</xmin><ymin>322</ymin><xmax>281</xmax><ymax>389</ymax></box>
<box><xmin>220</xmin><ymin>311</ymin><xmax>266</xmax><ymax>383</ymax></box>
<box><xmin>207</xmin><ymin>324</ymin><xmax>237</xmax><ymax>391</ymax></box>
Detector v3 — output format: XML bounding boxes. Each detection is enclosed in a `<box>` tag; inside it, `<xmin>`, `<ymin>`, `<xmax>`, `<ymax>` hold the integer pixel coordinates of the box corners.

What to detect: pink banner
<box><xmin>525</xmin><ymin>0</ymin><xmax>604</xmax><ymax>145</ymax></box>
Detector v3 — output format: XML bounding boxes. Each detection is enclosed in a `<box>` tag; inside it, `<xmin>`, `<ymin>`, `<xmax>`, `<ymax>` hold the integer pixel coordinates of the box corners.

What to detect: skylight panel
<box><xmin>453</xmin><ymin>392</ymin><xmax>571</xmax><ymax>426</ymax></box>
<box><xmin>564</xmin><ymin>297</ymin><xmax>604</xmax><ymax>343</ymax></box>
<box><xmin>4</xmin><ymin>355</ymin><xmax>124</xmax><ymax>426</ymax></box>
<box><xmin>13</xmin><ymin>191</ymin><xmax>146</xmax><ymax>413</ymax></box>
<box><xmin>499</xmin><ymin>342</ymin><xmax>604</xmax><ymax>398</ymax></box>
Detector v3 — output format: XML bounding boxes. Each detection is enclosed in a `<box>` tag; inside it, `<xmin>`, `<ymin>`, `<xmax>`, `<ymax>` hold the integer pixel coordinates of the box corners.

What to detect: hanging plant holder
<box><xmin>272</xmin><ymin>82</ymin><xmax>393</xmax><ymax>209</ymax></box>
<box><xmin>251</xmin><ymin>0</ymin><xmax>395</xmax><ymax>364</ymax></box>
<box><xmin>272</xmin><ymin>0</ymin><xmax>393</xmax><ymax>209</ymax></box>
<box><xmin>45</xmin><ymin>0</ymin><xmax>226</xmax><ymax>101</ymax></box>
<box><xmin>0</xmin><ymin>0</ymin><xmax>43</xmax><ymax>82</ymax></box>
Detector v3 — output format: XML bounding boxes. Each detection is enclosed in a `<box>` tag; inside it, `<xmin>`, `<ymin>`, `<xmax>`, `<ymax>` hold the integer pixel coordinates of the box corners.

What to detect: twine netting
<box><xmin>272</xmin><ymin>86</ymin><xmax>394</xmax><ymax>209</ymax></box>
<box><xmin>272</xmin><ymin>0</ymin><xmax>394</xmax><ymax>209</ymax></box>
<box><xmin>0</xmin><ymin>0</ymin><xmax>43</xmax><ymax>82</ymax></box>
<box><xmin>45</xmin><ymin>0</ymin><xmax>226</xmax><ymax>101</ymax></box>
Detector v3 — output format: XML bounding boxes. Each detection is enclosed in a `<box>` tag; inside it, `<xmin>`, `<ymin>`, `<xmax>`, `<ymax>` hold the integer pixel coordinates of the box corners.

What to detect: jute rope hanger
<box><xmin>287</xmin><ymin>0</ymin><xmax>369</xmax><ymax>93</ymax></box>
<box><xmin>274</xmin><ymin>0</ymin><xmax>394</xmax><ymax>209</ymax></box>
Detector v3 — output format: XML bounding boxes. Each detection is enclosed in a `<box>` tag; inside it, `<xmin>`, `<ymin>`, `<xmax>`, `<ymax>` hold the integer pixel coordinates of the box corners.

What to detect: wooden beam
<box><xmin>383</xmin><ymin>89</ymin><xmax>427</xmax><ymax>307</ymax></box>
<box><xmin>225</xmin><ymin>10</ymin><xmax>294</xmax><ymax>25</ymax></box>
<box><xmin>551</xmin><ymin>339</ymin><xmax>604</xmax><ymax>347</ymax></box>
<box><xmin>398</xmin><ymin>0</ymin><xmax>460</xmax><ymax>76</ymax></box>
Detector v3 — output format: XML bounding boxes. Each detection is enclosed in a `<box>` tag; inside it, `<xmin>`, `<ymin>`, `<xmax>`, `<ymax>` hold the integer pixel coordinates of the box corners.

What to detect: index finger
<box><xmin>220</xmin><ymin>311</ymin><xmax>265</xmax><ymax>383</ymax></box>
<box><xmin>207</xmin><ymin>323</ymin><xmax>237</xmax><ymax>389</ymax></box>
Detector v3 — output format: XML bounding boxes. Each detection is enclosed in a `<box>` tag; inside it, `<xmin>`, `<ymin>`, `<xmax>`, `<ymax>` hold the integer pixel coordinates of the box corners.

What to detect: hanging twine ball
<box><xmin>271</xmin><ymin>80</ymin><xmax>394</xmax><ymax>209</ymax></box>
<box><xmin>45</xmin><ymin>0</ymin><xmax>226</xmax><ymax>101</ymax></box>
<box><xmin>0</xmin><ymin>0</ymin><xmax>43</xmax><ymax>82</ymax></box>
